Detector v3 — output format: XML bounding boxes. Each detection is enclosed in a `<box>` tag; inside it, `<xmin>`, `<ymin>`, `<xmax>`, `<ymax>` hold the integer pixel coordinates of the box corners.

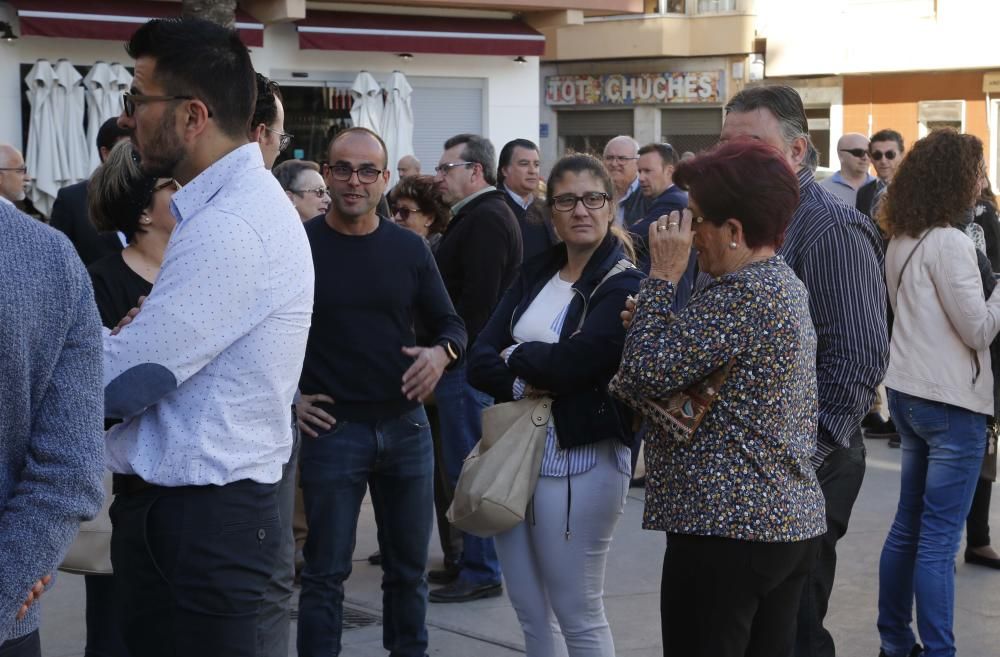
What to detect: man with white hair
<box><xmin>820</xmin><ymin>133</ymin><xmax>875</xmax><ymax>207</ymax></box>
<box><xmin>397</xmin><ymin>155</ymin><xmax>421</xmax><ymax>180</ymax></box>
<box><xmin>602</xmin><ymin>135</ymin><xmax>648</xmax><ymax>226</ymax></box>
<box><xmin>0</xmin><ymin>145</ymin><xmax>30</xmax><ymax>207</ymax></box>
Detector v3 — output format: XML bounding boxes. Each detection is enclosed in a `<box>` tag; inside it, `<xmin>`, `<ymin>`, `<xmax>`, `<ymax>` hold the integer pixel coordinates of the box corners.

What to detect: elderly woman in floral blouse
<box><xmin>611</xmin><ymin>140</ymin><xmax>826</xmax><ymax>657</ymax></box>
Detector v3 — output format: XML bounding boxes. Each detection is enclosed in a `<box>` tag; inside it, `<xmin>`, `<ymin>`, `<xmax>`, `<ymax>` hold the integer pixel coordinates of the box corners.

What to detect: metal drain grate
<box><xmin>291</xmin><ymin>605</ymin><xmax>382</xmax><ymax>630</ymax></box>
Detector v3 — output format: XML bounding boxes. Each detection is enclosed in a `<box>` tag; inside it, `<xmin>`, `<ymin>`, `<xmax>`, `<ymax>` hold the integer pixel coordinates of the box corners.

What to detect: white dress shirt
<box><xmin>103</xmin><ymin>143</ymin><xmax>314</xmax><ymax>486</ymax></box>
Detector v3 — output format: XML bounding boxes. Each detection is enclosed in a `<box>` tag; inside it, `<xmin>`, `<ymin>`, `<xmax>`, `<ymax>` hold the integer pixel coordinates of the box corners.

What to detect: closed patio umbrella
<box><xmin>380</xmin><ymin>71</ymin><xmax>415</xmax><ymax>188</ymax></box>
<box><xmin>25</xmin><ymin>60</ymin><xmax>63</xmax><ymax>217</ymax></box>
<box><xmin>84</xmin><ymin>61</ymin><xmax>116</xmax><ymax>172</ymax></box>
<box><xmin>53</xmin><ymin>59</ymin><xmax>90</xmax><ymax>183</ymax></box>
<box><xmin>350</xmin><ymin>71</ymin><xmax>383</xmax><ymax>133</ymax></box>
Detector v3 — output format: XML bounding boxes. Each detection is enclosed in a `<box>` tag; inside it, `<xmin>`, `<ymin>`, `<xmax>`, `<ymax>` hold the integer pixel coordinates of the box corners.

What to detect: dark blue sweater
<box><xmin>299</xmin><ymin>217</ymin><xmax>467</xmax><ymax>421</ymax></box>
<box><xmin>626</xmin><ymin>184</ymin><xmax>697</xmax><ymax>310</ymax></box>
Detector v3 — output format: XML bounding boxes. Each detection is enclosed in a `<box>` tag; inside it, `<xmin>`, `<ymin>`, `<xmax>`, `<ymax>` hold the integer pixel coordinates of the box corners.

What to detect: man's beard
<box><xmin>134</xmin><ymin>112</ymin><xmax>185</xmax><ymax>179</ymax></box>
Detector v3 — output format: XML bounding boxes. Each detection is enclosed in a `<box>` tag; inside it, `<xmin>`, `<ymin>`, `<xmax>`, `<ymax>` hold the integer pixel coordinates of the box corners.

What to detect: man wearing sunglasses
<box><xmin>820</xmin><ymin>133</ymin><xmax>875</xmax><ymax>207</ymax></box>
<box><xmin>857</xmin><ymin>129</ymin><xmax>905</xmax><ymax>222</ymax></box>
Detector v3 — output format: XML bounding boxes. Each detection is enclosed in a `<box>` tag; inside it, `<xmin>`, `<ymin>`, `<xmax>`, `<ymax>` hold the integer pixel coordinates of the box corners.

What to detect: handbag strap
<box><xmin>574</xmin><ymin>258</ymin><xmax>635</xmax><ymax>332</ymax></box>
<box><xmin>893</xmin><ymin>228</ymin><xmax>933</xmax><ymax>306</ymax></box>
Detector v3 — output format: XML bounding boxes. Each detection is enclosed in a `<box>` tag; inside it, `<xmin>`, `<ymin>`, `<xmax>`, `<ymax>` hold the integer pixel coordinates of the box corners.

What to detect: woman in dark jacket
<box><xmin>469</xmin><ymin>153</ymin><xmax>643</xmax><ymax>657</ymax></box>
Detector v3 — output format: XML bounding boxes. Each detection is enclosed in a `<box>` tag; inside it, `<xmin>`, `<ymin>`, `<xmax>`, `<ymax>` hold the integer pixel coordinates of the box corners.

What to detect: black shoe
<box><xmin>629</xmin><ymin>476</ymin><xmax>646</xmax><ymax>488</ymax></box>
<box><xmin>965</xmin><ymin>548</ymin><xmax>1000</xmax><ymax>569</ymax></box>
<box><xmin>368</xmin><ymin>551</ymin><xmax>382</xmax><ymax>565</ymax></box>
<box><xmin>428</xmin><ymin>561</ymin><xmax>460</xmax><ymax>584</ymax></box>
<box><xmin>866</xmin><ymin>417</ymin><xmax>898</xmax><ymax>439</ymax></box>
<box><xmin>862</xmin><ymin>412</ymin><xmax>884</xmax><ymax>431</ymax></box>
<box><xmin>878</xmin><ymin>644</ymin><xmax>923</xmax><ymax>657</ymax></box>
<box><xmin>428</xmin><ymin>579</ymin><xmax>503</xmax><ymax>603</ymax></box>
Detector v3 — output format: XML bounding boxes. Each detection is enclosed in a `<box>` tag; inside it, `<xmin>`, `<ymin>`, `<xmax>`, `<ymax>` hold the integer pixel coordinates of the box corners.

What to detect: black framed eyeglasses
<box><xmin>265</xmin><ymin>127</ymin><xmax>294</xmax><ymax>152</ymax></box>
<box><xmin>290</xmin><ymin>186</ymin><xmax>329</xmax><ymax>199</ymax></box>
<box><xmin>0</xmin><ymin>166</ymin><xmax>27</xmax><ymax>174</ymax></box>
<box><xmin>123</xmin><ymin>92</ymin><xmax>213</xmax><ymax>118</ymax></box>
<box><xmin>327</xmin><ymin>164</ymin><xmax>384</xmax><ymax>184</ymax></box>
<box><xmin>870</xmin><ymin>149</ymin><xmax>897</xmax><ymax>161</ymax></box>
<box><xmin>840</xmin><ymin>148</ymin><xmax>869</xmax><ymax>159</ymax></box>
<box><xmin>434</xmin><ymin>161</ymin><xmax>475</xmax><ymax>175</ymax></box>
<box><xmin>551</xmin><ymin>192</ymin><xmax>611</xmax><ymax>212</ymax></box>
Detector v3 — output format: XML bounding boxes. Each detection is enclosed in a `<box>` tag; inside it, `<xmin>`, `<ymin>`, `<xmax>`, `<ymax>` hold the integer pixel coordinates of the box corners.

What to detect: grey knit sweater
<box><xmin>0</xmin><ymin>202</ymin><xmax>105</xmax><ymax>642</ymax></box>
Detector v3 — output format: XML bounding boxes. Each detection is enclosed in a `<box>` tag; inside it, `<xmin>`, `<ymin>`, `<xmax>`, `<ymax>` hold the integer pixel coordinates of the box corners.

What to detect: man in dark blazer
<box><xmin>497</xmin><ymin>138</ymin><xmax>558</xmax><ymax>261</ymax></box>
<box><xmin>48</xmin><ymin>119</ymin><xmax>130</xmax><ymax>265</ymax></box>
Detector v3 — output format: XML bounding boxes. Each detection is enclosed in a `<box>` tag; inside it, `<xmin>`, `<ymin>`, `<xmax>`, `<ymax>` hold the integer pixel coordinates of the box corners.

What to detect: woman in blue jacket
<box><xmin>469</xmin><ymin>153</ymin><xmax>644</xmax><ymax>657</ymax></box>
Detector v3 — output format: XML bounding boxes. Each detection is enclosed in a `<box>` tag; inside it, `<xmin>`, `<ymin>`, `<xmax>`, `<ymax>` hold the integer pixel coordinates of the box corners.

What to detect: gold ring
<box><xmin>657</xmin><ymin>224</ymin><xmax>668</xmax><ymax>231</ymax></box>
<box><xmin>667</xmin><ymin>222</ymin><xmax>679</xmax><ymax>227</ymax></box>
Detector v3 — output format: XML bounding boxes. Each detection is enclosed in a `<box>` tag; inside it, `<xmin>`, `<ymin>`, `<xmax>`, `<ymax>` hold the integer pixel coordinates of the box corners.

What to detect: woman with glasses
<box><xmin>81</xmin><ymin>140</ymin><xmax>180</xmax><ymax>657</ymax></box>
<box><xmin>610</xmin><ymin>140</ymin><xmax>825</xmax><ymax>657</ymax></box>
<box><xmin>877</xmin><ymin>130</ymin><xmax>1000</xmax><ymax>657</ymax></box>
<box><xmin>273</xmin><ymin>159</ymin><xmax>330</xmax><ymax>222</ymax></box>
<box><xmin>388</xmin><ymin>175</ymin><xmax>450</xmax><ymax>251</ymax></box>
<box><xmin>468</xmin><ymin>154</ymin><xmax>643</xmax><ymax>657</ymax></box>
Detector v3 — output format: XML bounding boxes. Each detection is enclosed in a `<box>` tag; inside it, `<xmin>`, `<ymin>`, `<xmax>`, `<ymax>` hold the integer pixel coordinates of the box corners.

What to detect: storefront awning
<box><xmin>9</xmin><ymin>0</ymin><xmax>265</xmax><ymax>48</ymax></box>
<box><xmin>297</xmin><ymin>11</ymin><xmax>545</xmax><ymax>57</ymax></box>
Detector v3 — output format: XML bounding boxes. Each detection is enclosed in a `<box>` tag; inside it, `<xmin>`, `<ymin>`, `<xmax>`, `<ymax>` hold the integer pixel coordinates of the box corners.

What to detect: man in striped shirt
<box><xmin>721</xmin><ymin>85</ymin><xmax>889</xmax><ymax>657</ymax></box>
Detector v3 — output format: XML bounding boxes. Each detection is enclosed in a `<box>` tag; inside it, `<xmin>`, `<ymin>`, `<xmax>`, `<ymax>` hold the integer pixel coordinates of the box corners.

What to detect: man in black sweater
<box><xmin>294</xmin><ymin>127</ymin><xmax>466</xmax><ymax>657</ymax></box>
<box><xmin>48</xmin><ymin>118</ymin><xmax>130</xmax><ymax>265</ymax></box>
<box><xmin>430</xmin><ymin>133</ymin><xmax>522</xmax><ymax>603</ymax></box>
<box><xmin>497</xmin><ymin>138</ymin><xmax>557</xmax><ymax>260</ymax></box>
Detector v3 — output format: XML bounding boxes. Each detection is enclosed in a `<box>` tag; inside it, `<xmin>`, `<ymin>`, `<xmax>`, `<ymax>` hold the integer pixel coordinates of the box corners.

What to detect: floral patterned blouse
<box><xmin>611</xmin><ymin>257</ymin><xmax>826</xmax><ymax>542</ymax></box>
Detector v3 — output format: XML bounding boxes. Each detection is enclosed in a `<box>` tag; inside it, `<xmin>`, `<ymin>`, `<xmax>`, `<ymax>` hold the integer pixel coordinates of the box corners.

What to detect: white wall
<box><xmin>0</xmin><ymin>15</ymin><xmax>540</xmax><ymax>158</ymax></box>
<box><xmin>760</xmin><ymin>0</ymin><xmax>1000</xmax><ymax>77</ymax></box>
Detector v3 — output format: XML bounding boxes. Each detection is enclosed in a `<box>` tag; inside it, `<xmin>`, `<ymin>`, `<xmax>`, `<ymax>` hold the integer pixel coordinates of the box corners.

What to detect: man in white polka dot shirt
<box><xmin>100</xmin><ymin>19</ymin><xmax>314</xmax><ymax>657</ymax></box>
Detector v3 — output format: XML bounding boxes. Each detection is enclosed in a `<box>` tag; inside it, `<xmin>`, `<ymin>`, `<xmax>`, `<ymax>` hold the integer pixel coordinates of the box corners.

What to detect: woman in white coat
<box><xmin>877</xmin><ymin>129</ymin><xmax>1000</xmax><ymax>657</ymax></box>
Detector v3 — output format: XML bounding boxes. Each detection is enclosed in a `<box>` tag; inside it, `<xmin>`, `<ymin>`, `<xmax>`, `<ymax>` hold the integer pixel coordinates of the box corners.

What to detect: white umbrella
<box><xmin>380</xmin><ymin>71</ymin><xmax>415</xmax><ymax>188</ymax></box>
<box><xmin>84</xmin><ymin>61</ymin><xmax>116</xmax><ymax>173</ymax></box>
<box><xmin>24</xmin><ymin>60</ymin><xmax>63</xmax><ymax>217</ymax></box>
<box><xmin>350</xmin><ymin>71</ymin><xmax>383</xmax><ymax>133</ymax></box>
<box><xmin>108</xmin><ymin>63</ymin><xmax>133</xmax><ymax>116</ymax></box>
<box><xmin>53</xmin><ymin>59</ymin><xmax>90</xmax><ymax>183</ymax></box>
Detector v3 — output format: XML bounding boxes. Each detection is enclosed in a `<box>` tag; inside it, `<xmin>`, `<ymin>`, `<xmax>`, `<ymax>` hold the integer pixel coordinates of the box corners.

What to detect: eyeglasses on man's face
<box><xmin>290</xmin><ymin>186</ymin><xmax>330</xmax><ymax>199</ymax></box>
<box><xmin>603</xmin><ymin>155</ymin><xmax>639</xmax><ymax>164</ymax></box>
<box><xmin>265</xmin><ymin>127</ymin><xmax>294</xmax><ymax>152</ymax></box>
<box><xmin>434</xmin><ymin>161</ymin><xmax>475</xmax><ymax>175</ymax></box>
<box><xmin>327</xmin><ymin>164</ymin><xmax>384</xmax><ymax>184</ymax></box>
<box><xmin>0</xmin><ymin>166</ymin><xmax>27</xmax><ymax>174</ymax></box>
<box><xmin>550</xmin><ymin>192</ymin><xmax>611</xmax><ymax>212</ymax></box>
<box><xmin>870</xmin><ymin>149</ymin><xmax>897</xmax><ymax>162</ymax></box>
<box><xmin>123</xmin><ymin>92</ymin><xmax>214</xmax><ymax>118</ymax></box>
<box><xmin>840</xmin><ymin>148</ymin><xmax>869</xmax><ymax>159</ymax></box>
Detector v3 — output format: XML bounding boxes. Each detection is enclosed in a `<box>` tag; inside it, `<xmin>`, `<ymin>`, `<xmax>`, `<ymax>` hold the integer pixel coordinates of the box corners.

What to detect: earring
<box><xmin>729</xmin><ymin>241</ymin><xmax>738</xmax><ymax>249</ymax></box>
<box><xmin>140</xmin><ymin>215</ymin><xmax>152</xmax><ymax>225</ymax></box>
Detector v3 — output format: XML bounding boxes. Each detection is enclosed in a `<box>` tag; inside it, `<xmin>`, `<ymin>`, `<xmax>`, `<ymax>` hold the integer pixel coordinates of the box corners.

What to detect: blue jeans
<box><xmin>878</xmin><ymin>390</ymin><xmax>987</xmax><ymax>657</ymax></box>
<box><xmin>297</xmin><ymin>406</ymin><xmax>434</xmax><ymax>657</ymax></box>
<box><xmin>434</xmin><ymin>366</ymin><xmax>502</xmax><ymax>585</ymax></box>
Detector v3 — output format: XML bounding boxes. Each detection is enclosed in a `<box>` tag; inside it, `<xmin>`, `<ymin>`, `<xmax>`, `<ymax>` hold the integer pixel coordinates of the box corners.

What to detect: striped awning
<box><xmin>10</xmin><ymin>0</ymin><xmax>265</xmax><ymax>48</ymax></box>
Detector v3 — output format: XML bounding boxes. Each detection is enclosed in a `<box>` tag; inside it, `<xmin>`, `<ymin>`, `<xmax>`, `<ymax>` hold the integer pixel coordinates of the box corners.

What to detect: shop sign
<box><xmin>984</xmin><ymin>72</ymin><xmax>1000</xmax><ymax>94</ymax></box>
<box><xmin>545</xmin><ymin>72</ymin><xmax>723</xmax><ymax>107</ymax></box>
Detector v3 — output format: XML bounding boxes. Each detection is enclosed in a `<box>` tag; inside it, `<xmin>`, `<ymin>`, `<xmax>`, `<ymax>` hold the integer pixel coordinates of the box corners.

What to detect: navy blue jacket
<box><xmin>469</xmin><ymin>232</ymin><xmax>644</xmax><ymax>449</ymax></box>
<box><xmin>626</xmin><ymin>184</ymin><xmax>697</xmax><ymax>310</ymax></box>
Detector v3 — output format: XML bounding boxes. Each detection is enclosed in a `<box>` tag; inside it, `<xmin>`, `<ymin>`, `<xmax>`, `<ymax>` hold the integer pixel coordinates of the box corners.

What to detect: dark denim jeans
<box><xmin>297</xmin><ymin>406</ymin><xmax>434</xmax><ymax>657</ymax></box>
<box><xmin>0</xmin><ymin>631</ymin><xmax>39</xmax><ymax>657</ymax></box>
<box><xmin>878</xmin><ymin>390</ymin><xmax>986</xmax><ymax>657</ymax></box>
<box><xmin>109</xmin><ymin>480</ymin><xmax>280</xmax><ymax>657</ymax></box>
<box><xmin>434</xmin><ymin>366</ymin><xmax>502</xmax><ymax>585</ymax></box>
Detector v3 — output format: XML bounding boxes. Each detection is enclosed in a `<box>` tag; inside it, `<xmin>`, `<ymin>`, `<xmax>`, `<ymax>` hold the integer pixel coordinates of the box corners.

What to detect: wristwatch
<box><xmin>441</xmin><ymin>340</ymin><xmax>459</xmax><ymax>364</ymax></box>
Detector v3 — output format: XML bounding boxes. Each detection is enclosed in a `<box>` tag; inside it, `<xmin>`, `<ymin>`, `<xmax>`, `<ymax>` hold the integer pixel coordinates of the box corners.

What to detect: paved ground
<box><xmin>37</xmin><ymin>436</ymin><xmax>1000</xmax><ymax>656</ymax></box>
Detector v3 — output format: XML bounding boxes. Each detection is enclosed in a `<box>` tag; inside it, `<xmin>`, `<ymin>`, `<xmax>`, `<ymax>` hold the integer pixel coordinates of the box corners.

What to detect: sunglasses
<box><xmin>392</xmin><ymin>206</ymin><xmax>422</xmax><ymax>221</ymax></box>
<box><xmin>870</xmin><ymin>150</ymin><xmax>897</xmax><ymax>161</ymax></box>
<box><xmin>840</xmin><ymin>148</ymin><xmax>869</xmax><ymax>159</ymax></box>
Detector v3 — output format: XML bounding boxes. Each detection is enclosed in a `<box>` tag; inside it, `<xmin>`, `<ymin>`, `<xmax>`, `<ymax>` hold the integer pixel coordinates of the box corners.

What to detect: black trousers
<box><xmin>109</xmin><ymin>479</ymin><xmax>280</xmax><ymax>657</ymax></box>
<box><xmin>84</xmin><ymin>574</ymin><xmax>128</xmax><ymax>657</ymax></box>
<box><xmin>0</xmin><ymin>632</ymin><xmax>39</xmax><ymax>657</ymax></box>
<box><xmin>662</xmin><ymin>534</ymin><xmax>819</xmax><ymax>657</ymax></box>
<box><xmin>966</xmin><ymin>477</ymin><xmax>993</xmax><ymax>549</ymax></box>
<box><xmin>794</xmin><ymin>435</ymin><xmax>866</xmax><ymax>657</ymax></box>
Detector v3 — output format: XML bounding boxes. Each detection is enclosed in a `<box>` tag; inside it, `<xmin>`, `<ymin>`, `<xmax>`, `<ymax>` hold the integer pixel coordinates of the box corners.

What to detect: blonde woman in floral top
<box><xmin>611</xmin><ymin>140</ymin><xmax>825</xmax><ymax>657</ymax></box>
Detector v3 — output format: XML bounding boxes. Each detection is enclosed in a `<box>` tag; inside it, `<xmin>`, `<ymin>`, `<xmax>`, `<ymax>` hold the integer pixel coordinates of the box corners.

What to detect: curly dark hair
<box><xmin>388</xmin><ymin>175</ymin><xmax>451</xmax><ymax>236</ymax></box>
<box><xmin>880</xmin><ymin>129</ymin><xmax>983</xmax><ymax>238</ymax></box>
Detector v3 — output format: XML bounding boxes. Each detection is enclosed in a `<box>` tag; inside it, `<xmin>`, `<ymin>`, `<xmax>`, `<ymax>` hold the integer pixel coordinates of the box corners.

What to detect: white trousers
<box><xmin>495</xmin><ymin>440</ymin><xmax>629</xmax><ymax>657</ymax></box>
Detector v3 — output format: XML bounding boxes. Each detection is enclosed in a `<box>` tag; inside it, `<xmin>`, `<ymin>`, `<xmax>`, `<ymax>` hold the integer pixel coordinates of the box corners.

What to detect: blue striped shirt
<box><xmin>780</xmin><ymin>167</ymin><xmax>889</xmax><ymax>467</ymax></box>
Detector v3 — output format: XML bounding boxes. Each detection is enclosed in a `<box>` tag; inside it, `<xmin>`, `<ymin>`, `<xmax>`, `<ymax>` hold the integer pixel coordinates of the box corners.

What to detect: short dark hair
<box><xmin>725</xmin><ymin>85</ymin><xmax>811</xmax><ymax>150</ymax></box>
<box><xmin>125</xmin><ymin>18</ymin><xmax>257</xmax><ymax>139</ymax></box>
<box><xmin>272</xmin><ymin>159</ymin><xmax>320</xmax><ymax>191</ymax></box>
<box><xmin>637</xmin><ymin>142</ymin><xmax>679</xmax><ymax>167</ymax></box>
<box><xmin>88</xmin><ymin>140</ymin><xmax>158</xmax><ymax>242</ymax></box>
<box><xmin>443</xmin><ymin>134</ymin><xmax>497</xmax><ymax>186</ymax></box>
<box><xmin>327</xmin><ymin>127</ymin><xmax>389</xmax><ymax>169</ymax></box>
<box><xmin>673</xmin><ymin>140</ymin><xmax>800</xmax><ymax>250</ymax></box>
<box><xmin>252</xmin><ymin>73</ymin><xmax>283</xmax><ymax>130</ymax></box>
<box><xmin>497</xmin><ymin>138</ymin><xmax>539</xmax><ymax>188</ymax></box>
<box><xmin>870</xmin><ymin>129</ymin><xmax>904</xmax><ymax>153</ymax></box>
<box><xmin>96</xmin><ymin>117</ymin><xmax>130</xmax><ymax>153</ymax></box>
<box><xmin>389</xmin><ymin>175</ymin><xmax>451</xmax><ymax>236</ymax></box>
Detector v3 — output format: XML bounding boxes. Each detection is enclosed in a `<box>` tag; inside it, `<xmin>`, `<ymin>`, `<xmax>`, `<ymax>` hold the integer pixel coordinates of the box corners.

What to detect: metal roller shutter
<box><xmin>557</xmin><ymin>110</ymin><xmax>634</xmax><ymax>137</ymax></box>
<box><xmin>410</xmin><ymin>81</ymin><xmax>484</xmax><ymax>173</ymax></box>
<box><xmin>661</xmin><ymin>108</ymin><xmax>722</xmax><ymax>156</ymax></box>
